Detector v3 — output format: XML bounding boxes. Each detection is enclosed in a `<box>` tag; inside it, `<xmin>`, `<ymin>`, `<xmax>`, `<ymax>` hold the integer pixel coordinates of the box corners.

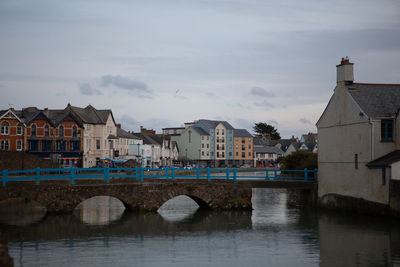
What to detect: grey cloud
<box><xmin>205</xmin><ymin>92</ymin><xmax>215</xmax><ymax>97</ymax></box>
<box><xmin>79</xmin><ymin>83</ymin><xmax>102</xmax><ymax>96</ymax></box>
<box><xmin>174</xmin><ymin>94</ymin><xmax>189</xmax><ymax>100</ymax></box>
<box><xmin>101</xmin><ymin>75</ymin><xmax>153</xmax><ymax>98</ymax></box>
<box><xmin>228</xmin><ymin>102</ymin><xmax>251</xmax><ymax>110</ymax></box>
<box><xmin>254</xmin><ymin>100</ymin><xmax>275</xmax><ymax>110</ymax></box>
<box><xmin>299</xmin><ymin>117</ymin><xmax>313</xmax><ymax>125</ymax></box>
<box><xmin>250</xmin><ymin>87</ymin><xmax>275</xmax><ymax>98</ymax></box>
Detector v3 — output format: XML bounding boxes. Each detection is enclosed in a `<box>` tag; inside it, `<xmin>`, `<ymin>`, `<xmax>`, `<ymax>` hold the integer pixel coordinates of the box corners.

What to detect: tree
<box><xmin>253</xmin><ymin>122</ymin><xmax>281</xmax><ymax>140</ymax></box>
<box><xmin>281</xmin><ymin>151</ymin><xmax>317</xmax><ymax>173</ymax></box>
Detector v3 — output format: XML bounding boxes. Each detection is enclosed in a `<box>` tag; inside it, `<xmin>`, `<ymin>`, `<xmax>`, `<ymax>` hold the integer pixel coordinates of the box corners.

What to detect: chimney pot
<box><xmin>337</xmin><ymin>57</ymin><xmax>354</xmax><ymax>84</ymax></box>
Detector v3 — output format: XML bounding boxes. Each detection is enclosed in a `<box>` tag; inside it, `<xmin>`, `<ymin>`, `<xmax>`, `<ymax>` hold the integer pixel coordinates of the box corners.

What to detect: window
<box><xmin>222</xmin><ymin>129</ymin><xmax>224</xmax><ymax>135</ymax></box>
<box><xmin>236</xmin><ymin>152</ymin><xmax>238</xmax><ymax>156</ymax></box>
<box><xmin>165</xmin><ymin>130</ymin><xmax>169</xmax><ymax>134</ymax></box>
<box><xmin>217</xmin><ymin>144</ymin><xmax>220</xmax><ymax>150</ymax></box>
<box><xmin>42</xmin><ymin>140</ymin><xmax>52</xmax><ymax>151</ymax></box>
<box><xmin>211</xmin><ymin>152</ymin><xmax>214</xmax><ymax>156</ymax></box>
<box><xmin>381</xmin><ymin>119</ymin><xmax>394</xmax><ymax>141</ymax></box>
<box><xmin>1</xmin><ymin>122</ymin><xmax>9</xmax><ymax>135</ymax></box>
<box><xmin>355</xmin><ymin>154</ymin><xmax>358</xmax><ymax>169</ymax></box>
<box><xmin>222</xmin><ymin>145</ymin><xmax>225</xmax><ymax>150</ymax></box>
<box><xmin>202</xmin><ymin>143</ymin><xmax>204</xmax><ymax>148</ymax></box>
<box><xmin>56</xmin><ymin>140</ymin><xmax>66</xmax><ymax>151</ymax></box>
<box><xmin>222</xmin><ymin>137</ymin><xmax>225</xmax><ymax>142</ymax></box>
<box><xmin>0</xmin><ymin>140</ymin><xmax>9</xmax><ymax>150</ymax></box>
<box><xmin>17</xmin><ymin>126</ymin><xmax>23</xmax><ymax>135</ymax></box>
<box><xmin>217</xmin><ymin>152</ymin><xmax>220</xmax><ymax>157</ymax></box>
<box><xmin>242</xmin><ymin>152</ymin><xmax>245</xmax><ymax>157</ymax></box>
<box><xmin>72</xmin><ymin>126</ymin><xmax>77</xmax><ymax>137</ymax></box>
<box><xmin>248</xmin><ymin>152</ymin><xmax>251</xmax><ymax>156</ymax></box>
<box><xmin>207</xmin><ymin>136</ymin><xmax>209</xmax><ymax>140</ymax></box>
<box><xmin>222</xmin><ymin>152</ymin><xmax>225</xmax><ymax>157</ymax></box>
<box><xmin>70</xmin><ymin>141</ymin><xmax>80</xmax><ymax>151</ymax></box>
<box><xmin>229</xmin><ymin>152</ymin><xmax>232</xmax><ymax>156</ymax></box>
<box><xmin>109</xmin><ymin>140</ymin><xmax>113</xmax><ymax>149</ymax></box>
<box><xmin>28</xmin><ymin>140</ymin><xmax>38</xmax><ymax>151</ymax></box>
<box><xmin>248</xmin><ymin>145</ymin><xmax>251</xmax><ymax>149</ymax></box>
<box><xmin>87</xmin><ymin>124</ymin><xmax>91</xmax><ymax>131</ymax></box>
<box><xmin>31</xmin><ymin>125</ymin><xmax>36</xmax><ymax>136</ymax></box>
<box><xmin>207</xmin><ymin>152</ymin><xmax>209</xmax><ymax>156</ymax></box>
<box><xmin>207</xmin><ymin>144</ymin><xmax>209</xmax><ymax>148</ymax></box>
<box><xmin>59</xmin><ymin>126</ymin><xmax>64</xmax><ymax>137</ymax></box>
<box><xmin>217</xmin><ymin>137</ymin><xmax>220</xmax><ymax>143</ymax></box>
<box><xmin>202</xmin><ymin>136</ymin><xmax>204</xmax><ymax>140</ymax></box>
<box><xmin>216</xmin><ymin>129</ymin><xmax>219</xmax><ymax>135</ymax></box>
<box><xmin>242</xmin><ymin>145</ymin><xmax>245</xmax><ymax>150</ymax></box>
<box><xmin>44</xmin><ymin>125</ymin><xmax>49</xmax><ymax>136</ymax></box>
<box><xmin>202</xmin><ymin>151</ymin><xmax>204</xmax><ymax>156</ymax></box>
<box><xmin>16</xmin><ymin>140</ymin><xmax>22</xmax><ymax>151</ymax></box>
<box><xmin>96</xmin><ymin>140</ymin><xmax>100</xmax><ymax>149</ymax></box>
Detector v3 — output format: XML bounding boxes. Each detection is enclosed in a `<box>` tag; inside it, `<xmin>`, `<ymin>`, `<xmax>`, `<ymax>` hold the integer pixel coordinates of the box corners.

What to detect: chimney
<box><xmin>336</xmin><ymin>56</ymin><xmax>354</xmax><ymax>85</ymax></box>
<box><xmin>116</xmin><ymin>123</ymin><xmax>121</xmax><ymax>128</ymax></box>
<box><xmin>44</xmin><ymin>108</ymin><xmax>49</xmax><ymax>117</ymax></box>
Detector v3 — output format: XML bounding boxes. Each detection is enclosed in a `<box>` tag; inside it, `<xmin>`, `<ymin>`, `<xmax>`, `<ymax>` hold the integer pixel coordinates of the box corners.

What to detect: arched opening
<box><xmin>158</xmin><ymin>195</ymin><xmax>210</xmax><ymax>222</ymax></box>
<box><xmin>0</xmin><ymin>198</ymin><xmax>47</xmax><ymax>226</ymax></box>
<box><xmin>73</xmin><ymin>196</ymin><xmax>126</xmax><ymax>225</ymax></box>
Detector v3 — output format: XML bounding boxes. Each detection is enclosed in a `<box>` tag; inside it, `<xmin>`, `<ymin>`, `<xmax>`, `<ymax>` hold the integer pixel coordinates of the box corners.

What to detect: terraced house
<box><xmin>21</xmin><ymin>107</ymin><xmax>84</xmax><ymax>167</ymax></box>
<box><xmin>0</xmin><ymin>108</ymin><xmax>25</xmax><ymax>151</ymax></box>
<box><xmin>233</xmin><ymin>129</ymin><xmax>253</xmax><ymax>167</ymax></box>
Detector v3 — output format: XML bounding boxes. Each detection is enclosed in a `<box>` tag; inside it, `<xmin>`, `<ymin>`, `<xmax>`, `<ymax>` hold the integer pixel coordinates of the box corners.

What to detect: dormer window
<box><xmin>381</xmin><ymin>119</ymin><xmax>394</xmax><ymax>142</ymax></box>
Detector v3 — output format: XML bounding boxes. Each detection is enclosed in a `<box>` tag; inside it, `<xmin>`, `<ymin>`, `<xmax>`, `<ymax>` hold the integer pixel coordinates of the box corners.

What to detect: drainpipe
<box><xmin>369</xmin><ymin>118</ymin><xmax>374</xmax><ymax>160</ymax></box>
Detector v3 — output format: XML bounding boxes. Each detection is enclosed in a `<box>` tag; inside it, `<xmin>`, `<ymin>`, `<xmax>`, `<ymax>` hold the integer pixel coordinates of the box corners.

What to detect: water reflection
<box><xmin>2</xmin><ymin>189</ymin><xmax>400</xmax><ymax>267</ymax></box>
<box><xmin>73</xmin><ymin>196</ymin><xmax>125</xmax><ymax>225</ymax></box>
<box><xmin>0</xmin><ymin>198</ymin><xmax>46</xmax><ymax>226</ymax></box>
<box><xmin>158</xmin><ymin>195</ymin><xmax>199</xmax><ymax>222</ymax></box>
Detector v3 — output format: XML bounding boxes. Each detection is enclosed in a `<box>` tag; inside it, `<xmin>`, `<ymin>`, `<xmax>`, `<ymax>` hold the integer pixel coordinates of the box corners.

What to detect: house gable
<box><xmin>317</xmin><ymin>85</ymin><xmax>369</xmax><ymax>128</ymax></box>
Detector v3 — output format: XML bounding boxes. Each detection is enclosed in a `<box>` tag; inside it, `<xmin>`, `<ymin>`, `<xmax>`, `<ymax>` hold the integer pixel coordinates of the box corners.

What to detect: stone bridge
<box><xmin>0</xmin><ymin>179</ymin><xmax>317</xmax><ymax>213</ymax></box>
<box><xmin>0</xmin><ymin>181</ymin><xmax>254</xmax><ymax>212</ymax></box>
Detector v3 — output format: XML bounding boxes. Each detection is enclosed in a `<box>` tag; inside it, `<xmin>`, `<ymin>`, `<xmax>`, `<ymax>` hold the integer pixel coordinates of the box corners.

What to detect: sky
<box><xmin>1</xmin><ymin>0</ymin><xmax>399</xmax><ymax>138</ymax></box>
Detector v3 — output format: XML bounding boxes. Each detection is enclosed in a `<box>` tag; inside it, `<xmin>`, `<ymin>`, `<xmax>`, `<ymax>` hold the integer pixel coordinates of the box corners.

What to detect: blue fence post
<box><xmin>196</xmin><ymin>167</ymin><xmax>200</xmax><ymax>180</ymax></box>
<box><xmin>233</xmin><ymin>168</ymin><xmax>237</xmax><ymax>184</ymax></box>
<box><xmin>304</xmin><ymin>168</ymin><xmax>308</xmax><ymax>181</ymax></box>
<box><xmin>226</xmin><ymin>168</ymin><xmax>230</xmax><ymax>180</ymax></box>
<box><xmin>172</xmin><ymin>168</ymin><xmax>175</xmax><ymax>181</ymax></box>
<box><xmin>36</xmin><ymin>167</ymin><xmax>40</xmax><ymax>185</ymax></box>
<box><xmin>165</xmin><ymin>167</ymin><xmax>169</xmax><ymax>181</ymax></box>
<box><xmin>2</xmin><ymin>170</ymin><xmax>7</xmax><ymax>187</ymax></box>
<box><xmin>207</xmin><ymin>167</ymin><xmax>211</xmax><ymax>182</ymax></box>
<box><xmin>70</xmin><ymin>166</ymin><xmax>75</xmax><ymax>184</ymax></box>
<box><xmin>314</xmin><ymin>168</ymin><xmax>317</xmax><ymax>181</ymax></box>
<box><xmin>140</xmin><ymin>167</ymin><xmax>144</xmax><ymax>182</ymax></box>
<box><xmin>274</xmin><ymin>170</ymin><xmax>278</xmax><ymax>181</ymax></box>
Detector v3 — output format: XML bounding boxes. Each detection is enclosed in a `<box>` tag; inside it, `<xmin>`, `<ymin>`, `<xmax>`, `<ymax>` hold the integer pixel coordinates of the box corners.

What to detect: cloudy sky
<box><xmin>1</xmin><ymin>0</ymin><xmax>399</xmax><ymax>138</ymax></box>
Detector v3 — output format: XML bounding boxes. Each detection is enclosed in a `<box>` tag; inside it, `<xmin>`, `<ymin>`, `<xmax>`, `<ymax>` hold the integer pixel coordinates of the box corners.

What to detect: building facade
<box><xmin>317</xmin><ymin>57</ymin><xmax>400</xmax><ymax>209</ymax></box>
<box><xmin>0</xmin><ymin>109</ymin><xmax>25</xmax><ymax>152</ymax></box>
<box><xmin>233</xmin><ymin>129</ymin><xmax>253</xmax><ymax>167</ymax></box>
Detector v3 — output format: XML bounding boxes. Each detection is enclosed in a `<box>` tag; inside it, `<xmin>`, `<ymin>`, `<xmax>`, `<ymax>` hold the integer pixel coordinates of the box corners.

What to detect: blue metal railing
<box><xmin>0</xmin><ymin>167</ymin><xmax>317</xmax><ymax>187</ymax></box>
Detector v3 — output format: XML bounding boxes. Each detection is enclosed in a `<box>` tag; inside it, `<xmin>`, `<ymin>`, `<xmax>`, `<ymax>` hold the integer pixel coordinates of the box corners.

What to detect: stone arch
<box><xmin>158</xmin><ymin>193</ymin><xmax>211</xmax><ymax>211</ymax></box>
<box><xmin>73</xmin><ymin>194</ymin><xmax>130</xmax><ymax>211</ymax></box>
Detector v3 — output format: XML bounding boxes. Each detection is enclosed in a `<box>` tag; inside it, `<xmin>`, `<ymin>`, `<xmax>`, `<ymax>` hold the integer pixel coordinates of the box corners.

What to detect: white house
<box><xmin>67</xmin><ymin>104</ymin><xmax>117</xmax><ymax>167</ymax></box>
<box><xmin>317</xmin><ymin>57</ymin><xmax>400</xmax><ymax>214</ymax></box>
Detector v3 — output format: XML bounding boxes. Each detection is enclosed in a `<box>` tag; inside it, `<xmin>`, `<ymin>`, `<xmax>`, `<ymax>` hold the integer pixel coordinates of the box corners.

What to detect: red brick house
<box><xmin>0</xmin><ymin>108</ymin><xmax>25</xmax><ymax>151</ymax></box>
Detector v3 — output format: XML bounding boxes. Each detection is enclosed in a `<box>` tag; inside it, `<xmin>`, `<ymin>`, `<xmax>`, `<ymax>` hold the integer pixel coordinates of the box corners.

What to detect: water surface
<box><xmin>1</xmin><ymin>189</ymin><xmax>400</xmax><ymax>267</ymax></box>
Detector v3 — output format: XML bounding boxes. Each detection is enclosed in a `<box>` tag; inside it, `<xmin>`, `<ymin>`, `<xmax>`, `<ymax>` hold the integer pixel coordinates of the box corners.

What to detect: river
<box><xmin>1</xmin><ymin>188</ymin><xmax>400</xmax><ymax>267</ymax></box>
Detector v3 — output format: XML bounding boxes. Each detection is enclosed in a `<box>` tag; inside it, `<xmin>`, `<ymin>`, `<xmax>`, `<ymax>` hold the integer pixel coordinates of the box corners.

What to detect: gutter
<box><xmin>369</xmin><ymin>118</ymin><xmax>374</xmax><ymax>161</ymax></box>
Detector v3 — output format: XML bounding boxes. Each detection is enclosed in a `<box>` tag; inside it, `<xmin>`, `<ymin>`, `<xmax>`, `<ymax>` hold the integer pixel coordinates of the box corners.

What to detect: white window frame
<box><xmin>17</xmin><ymin>126</ymin><xmax>23</xmax><ymax>135</ymax></box>
<box><xmin>1</xmin><ymin>140</ymin><xmax>9</xmax><ymax>150</ymax></box>
<box><xmin>16</xmin><ymin>140</ymin><xmax>22</xmax><ymax>151</ymax></box>
<box><xmin>1</xmin><ymin>124</ymin><xmax>9</xmax><ymax>135</ymax></box>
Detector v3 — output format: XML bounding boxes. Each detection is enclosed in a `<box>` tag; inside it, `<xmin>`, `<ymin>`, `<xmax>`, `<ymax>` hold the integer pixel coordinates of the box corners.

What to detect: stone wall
<box><xmin>390</xmin><ymin>180</ymin><xmax>400</xmax><ymax>217</ymax></box>
<box><xmin>0</xmin><ymin>181</ymin><xmax>252</xmax><ymax>213</ymax></box>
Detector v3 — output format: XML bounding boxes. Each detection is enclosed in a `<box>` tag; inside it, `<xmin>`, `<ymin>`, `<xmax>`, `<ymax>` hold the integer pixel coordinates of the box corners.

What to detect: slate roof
<box><xmin>254</xmin><ymin>146</ymin><xmax>284</xmax><ymax>154</ymax></box>
<box><xmin>234</xmin><ymin>129</ymin><xmax>253</xmax><ymax>137</ymax></box>
<box><xmin>196</xmin><ymin>119</ymin><xmax>234</xmax><ymax>130</ymax></box>
<box><xmin>192</xmin><ymin>127</ymin><xmax>209</xmax><ymax>135</ymax></box>
<box><xmin>140</xmin><ymin>134</ymin><xmax>161</xmax><ymax>146</ymax></box>
<box><xmin>117</xmin><ymin>127</ymin><xmax>139</xmax><ymax>139</ymax></box>
<box><xmin>67</xmin><ymin>105</ymin><xmax>114</xmax><ymax>124</ymax></box>
<box><xmin>348</xmin><ymin>83</ymin><xmax>400</xmax><ymax>118</ymax></box>
<box><xmin>366</xmin><ymin>150</ymin><xmax>400</xmax><ymax>168</ymax></box>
